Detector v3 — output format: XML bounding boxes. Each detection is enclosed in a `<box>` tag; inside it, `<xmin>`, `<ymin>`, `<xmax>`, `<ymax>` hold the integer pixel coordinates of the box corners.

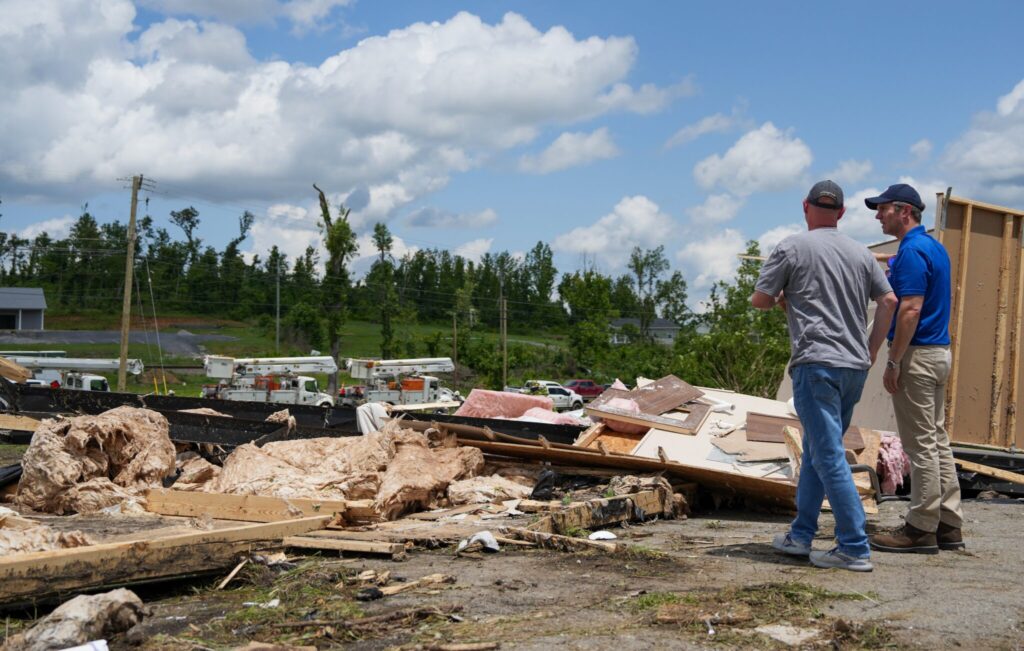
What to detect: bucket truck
<box><xmin>341</xmin><ymin>357</ymin><xmax>460</xmax><ymax>407</ymax></box>
<box><xmin>0</xmin><ymin>355</ymin><xmax>144</xmax><ymax>391</ymax></box>
<box><xmin>201</xmin><ymin>355</ymin><xmax>337</xmax><ymax>407</ymax></box>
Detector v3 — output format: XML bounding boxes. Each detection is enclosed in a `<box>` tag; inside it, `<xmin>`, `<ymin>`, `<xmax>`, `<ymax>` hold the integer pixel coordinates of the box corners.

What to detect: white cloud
<box><xmin>20</xmin><ymin>215</ymin><xmax>75</xmax><ymax>240</ymax></box>
<box><xmin>406</xmin><ymin>207</ymin><xmax>498</xmax><ymax>229</ymax></box>
<box><xmin>943</xmin><ymin>78</ymin><xmax>1024</xmax><ymax>204</ymax></box>
<box><xmin>677</xmin><ymin>228</ymin><xmax>746</xmax><ymax>289</ymax></box>
<box><xmin>552</xmin><ymin>195</ymin><xmax>676</xmax><ymax>269</ymax></box>
<box><xmin>665</xmin><ymin>112</ymin><xmax>733</xmax><ymax>149</ymax></box>
<box><xmin>758</xmin><ymin>223</ymin><xmax>803</xmax><ymax>253</ymax></box>
<box><xmin>281</xmin><ymin>0</ymin><xmax>354</xmax><ymax>32</ymax></box>
<box><xmin>454</xmin><ymin>238</ymin><xmax>493</xmax><ymax>262</ymax></box>
<box><xmin>519</xmin><ymin>128</ymin><xmax>619</xmax><ymax>174</ymax></box>
<box><xmin>694</xmin><ymin>122</ymin><xmax>812</xmax><ymax>196</ymax></box>
<box><xmin>0</xmin><ymin>7</ymin><xmax>680</xmax><ymax>219</ymax></box>
<box><xmin>137</xmin><ymin>0</ymin><xmax>353</xmax><ymax>31</ymax></box>
<box><xmin>686</xmin><ymin>193</ymin><xmax>744</xmax><ymax>223</ymax></box>
<box><xmin>824</xmin><ymin>159</ymin><xmax>873</xmax><ymax>186</ymax></box>
<box><xmin>909</xmin><ymin>139</ymin><xmax>933</xmax><ymax>164</ymax></box>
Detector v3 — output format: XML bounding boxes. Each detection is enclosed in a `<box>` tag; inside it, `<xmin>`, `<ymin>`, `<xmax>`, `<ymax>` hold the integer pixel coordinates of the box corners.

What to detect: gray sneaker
<box><xmin>771</xmin><ymin>532</ymin><xmax>811</xmax><ymax>557</ymax></box>
<box><xmin>809</xmin><ymin>547</ymin><xmax>873</xmax><ymax>572</ymax></box>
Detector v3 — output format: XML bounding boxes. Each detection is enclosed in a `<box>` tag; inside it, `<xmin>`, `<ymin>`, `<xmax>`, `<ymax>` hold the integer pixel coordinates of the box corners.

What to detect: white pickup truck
<box><xmin>519</xmin><ymin>380</ymin><xmax>584</xmax><ymax>411</ymax></box>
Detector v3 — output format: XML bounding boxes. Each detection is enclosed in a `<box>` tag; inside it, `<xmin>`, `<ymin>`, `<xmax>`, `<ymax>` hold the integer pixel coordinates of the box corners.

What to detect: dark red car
<box><xmin>563</xmin><ymin>379</ymin><xmax>603</xmax><ymax>400</ymax></box>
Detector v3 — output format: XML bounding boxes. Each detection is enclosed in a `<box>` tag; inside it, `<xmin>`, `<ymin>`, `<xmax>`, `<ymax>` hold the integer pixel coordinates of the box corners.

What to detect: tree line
<box><xmin>0</xmin><ymin>197</ymin><xmax>790</xmax><ymax>397</ymax></box>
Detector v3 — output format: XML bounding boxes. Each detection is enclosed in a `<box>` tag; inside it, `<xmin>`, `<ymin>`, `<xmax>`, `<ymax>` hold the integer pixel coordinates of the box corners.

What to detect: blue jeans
<box><xmin>790</xmin><ymin>364</ymin><xmax>869</xmax><ymax>558</ymax></box>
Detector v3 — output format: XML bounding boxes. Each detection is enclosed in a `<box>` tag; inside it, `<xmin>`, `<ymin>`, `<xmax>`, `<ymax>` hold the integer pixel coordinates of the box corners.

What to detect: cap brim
<box><xmin>864</xmin><ymin>196</ymin><xmax>886</xmax><ymax>209</ymax></box>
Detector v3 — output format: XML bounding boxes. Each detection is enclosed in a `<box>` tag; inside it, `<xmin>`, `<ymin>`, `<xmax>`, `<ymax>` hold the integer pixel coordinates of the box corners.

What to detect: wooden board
<box><xmin>144</xmin><ymin>489</ymin><xmax>377</xmax><ymax>523</ymax></box>
<box><xmin>0</xmin><ymin>515</ymin><xmax>331</xmax><ymax>605</ymax></box>
<box><xmin>585</xmin><ymin>403</ymin><xmax>710</xmax><ymax>436</ymax></box>
<box><xmin>0</xmin><ymin>357</ymin><xmax>32</xmax><ymax>384</ymax></box>
<box><xmin>545</xmin><ymin>490</ymin><xmax>670</xmax><ymax>535</ymax></box>
<box><xmin>0</xmin><ymin>413</ymin><xmax>41</xmax><ymax>432</ymax></box>
<box><xmin>456</xmin><ymin>437</ymin><xmax>796</xmax><ymax>508</ymax></box>
<box><xmin>283</xmin><ymin>536</ymin><xmax>404</xmax><ymax>557</ymax></box>
<box><xmin>955</xmin><ymin>458</ymin><xmax>1024</xmax><ymax>485</ymax></box>
<box><xmin>627</xmin><ymin>375</ymin><xmax>704</xmax><ymax>415</ymax></box>
<box><xmin>710</xmin><ymin>430</ymin><xmax>788</xmax><ymax>462</ymax></box>
<box><xmin>744</xmin><ymin>414</ymin><xmax>865</xmax><ymax>450</ymax></box>
<box><xmin>587</xmin><ymin>431</ymin><xmax>647</xmax><ymax>455</ymax></box>
<box><xmin>587</xmin><ymin>388</ymin><xmax>632</xmax><ymax>411</ymax></box>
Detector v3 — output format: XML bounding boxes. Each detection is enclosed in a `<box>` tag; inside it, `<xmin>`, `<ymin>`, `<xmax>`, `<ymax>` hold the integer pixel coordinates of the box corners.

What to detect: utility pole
<box><xmin>500</xmin><ymin>273</ymin><xmax>507</xmax><ymax>389</ymax></box>
<box><xmin>275</xmin><ymin>258</ymin><xmax>281</xmax><ymax>353</ymax></box>
<box><xmin>452</xmin><ymin>312</ymin><xmax>458</xmax><ymax>385</ymax></box>
<box><xmin>117</xmin><ymin>174</ymin><xmax>142</xmax><ymax>392</ymax></box>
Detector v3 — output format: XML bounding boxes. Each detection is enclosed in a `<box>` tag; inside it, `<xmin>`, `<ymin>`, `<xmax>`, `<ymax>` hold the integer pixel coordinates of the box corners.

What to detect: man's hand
<box><xmin>775</xmin><ymin>292</ymin><xmax>787</xmax><ymax>312</ymax></box>
<box><xmin>883</xmin><ymin>363</ymin><xmax>901</xmax><ymax>394</ymax></box>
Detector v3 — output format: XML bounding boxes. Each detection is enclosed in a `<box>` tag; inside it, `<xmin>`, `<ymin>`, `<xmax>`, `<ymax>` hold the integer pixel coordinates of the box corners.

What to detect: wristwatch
<box><xmin>886</xmin><ymin>359</ymin><xmax>899</xmax><ymax>370</ymax></box>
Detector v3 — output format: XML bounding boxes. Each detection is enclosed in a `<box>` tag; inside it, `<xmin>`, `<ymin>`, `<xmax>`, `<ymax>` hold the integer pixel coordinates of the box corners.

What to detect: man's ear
<box><xmin>837</xmin><ymin>206</ymin><xmax>846</xmax><ymax>221</ymax></box>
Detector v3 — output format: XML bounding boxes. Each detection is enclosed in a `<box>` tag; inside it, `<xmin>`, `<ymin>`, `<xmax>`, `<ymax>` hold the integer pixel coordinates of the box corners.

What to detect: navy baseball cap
<box><xmin>806</xmin><ymin>180</ymin><xmax>844</xmax><ymax>209</ymax></box>
<box><xmin>864</xmin><ymin>184</ymin><xmax>925</xmax><ymax>211</ymax></box>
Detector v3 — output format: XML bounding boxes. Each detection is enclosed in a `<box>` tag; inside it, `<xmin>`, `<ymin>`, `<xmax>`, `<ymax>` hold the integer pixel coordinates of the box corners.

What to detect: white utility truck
<box><xmin>341</xmin><ymin>357</ymin><xmax>460</xmax><ymax>407</ymax></box>
<box><xmin>201</xmin><ymin>355</ymin><xmax>337</xmax><ymax>407</ymax></box>
<box><xmin>0</xmin><ymin>355</ymin><xmax>144</xmax><ymax>391</ymax></box>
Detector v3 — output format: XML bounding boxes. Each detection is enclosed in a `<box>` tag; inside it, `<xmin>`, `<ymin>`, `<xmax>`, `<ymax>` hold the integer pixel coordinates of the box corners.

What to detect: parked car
<box><xmin>563</xmin><ymin>379</ymin><xmax>604</xmax><ymax>400</ymax></box>
<box><xmin>545</xmin><ymin>385</ymin><xmax>584</xmax><ymax>411</ymax></box>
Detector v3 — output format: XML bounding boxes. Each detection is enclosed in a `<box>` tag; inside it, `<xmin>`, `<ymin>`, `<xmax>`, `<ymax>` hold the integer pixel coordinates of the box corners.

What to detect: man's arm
<box><xmin>868</xmin><ymin>291</ymin><xmax>897</xmax><ymax>364</ymax></box>
<box><xmin>751</xmin><ymin>290</ymin><xmax>781</xmax><ymax>311</ymax></box>
<box><xmin>883</xmin><ymin>294</ymin><xmax>924</xmax><ymax>393</ymax></box>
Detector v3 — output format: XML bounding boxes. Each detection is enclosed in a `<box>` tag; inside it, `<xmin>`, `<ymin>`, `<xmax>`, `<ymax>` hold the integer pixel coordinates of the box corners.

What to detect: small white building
<box><xmin>0</xmin><ymin>288</ymin><xmax>47</xmax><ymax>330</ymax></box>
<box><xmin>610</xmin><ymin>317</ymin><xmax>680</xmax><ymax>346</ymax></box>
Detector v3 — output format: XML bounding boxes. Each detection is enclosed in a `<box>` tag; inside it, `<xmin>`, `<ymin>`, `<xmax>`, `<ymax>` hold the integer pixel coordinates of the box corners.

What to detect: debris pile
<box><xmin>3</xmin><ymin>588</ymin><xmax>146</xmax><ymax>651</ymax></box>
<box><xmin>15</xmin><ymin>407</ymin><xmax>176</xmax><ymax>514</ymax></box>
<box><xmin>199</xmin><ymin>420</ymin><xmax>484</xmax><ymax>519</ymax></box>
<box><xmin>455</xmin><ymin>388</ymin><xmax>553</xmax><ymax>418</ymax></box>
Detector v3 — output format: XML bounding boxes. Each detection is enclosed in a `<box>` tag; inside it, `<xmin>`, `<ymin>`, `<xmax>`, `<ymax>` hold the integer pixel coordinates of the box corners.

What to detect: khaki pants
<box><xmin>892</xmin><ymin>345</ymin><xmax>963</xmax><ymax>531</ymax></box>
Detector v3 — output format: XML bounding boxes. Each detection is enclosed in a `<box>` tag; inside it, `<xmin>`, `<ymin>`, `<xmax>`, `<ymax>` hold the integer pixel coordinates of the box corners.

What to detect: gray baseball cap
<box><xmin>806</xmin><ymin>180</ymin><xmax>844</xmax><ymax>209</ymax></box>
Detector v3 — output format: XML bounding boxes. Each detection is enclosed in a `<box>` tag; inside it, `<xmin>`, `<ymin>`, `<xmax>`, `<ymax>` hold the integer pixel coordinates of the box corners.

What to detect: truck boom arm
<box><xmin>3</xmin><ymin>356</ymin><xmax>144</xmax><ymax>375</ymax></box>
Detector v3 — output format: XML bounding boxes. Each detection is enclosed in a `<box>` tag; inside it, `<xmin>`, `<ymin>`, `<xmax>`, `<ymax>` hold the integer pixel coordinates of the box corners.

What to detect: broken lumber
<box><xmin>283</xmin><ymin>536</ymin><xmax>405</xmax><ymax>558</ymax></box>
<box><xmin>955</xmin><ymin>459</ymin><xmax>1024</xmax><ymax>485</ymax></box>
<box><xmin>0</xmin><ymin>357</ymin><xmax>32</xmax><ymax>384</ymax></box>
<box><xmin>584</xmin><ymin>404</ymin><xmax>708</xmax><ymax>435</ymax></box>
<box><xmin>529</xmin><ymin>490</ymin><xmax>672</xmax><ymax>535</ymax></box>
<box><xmin>502</xmin><ymin>527</ymin><xmax>619</xmax><ymax>553</ymax></box>
<box><xmin>0</xmin><ymin>515</ymin><xmax>331</xmax><ymax>606</ymax></box>
<box><xmin>144</xmin><ymin>488</ymin><xmax>378</xmax><ymax>523</ymax></box>
<box><xmin>378</xmin><ymin>573</ymin><xmax>454</xmax><ymax>596</ymax></box>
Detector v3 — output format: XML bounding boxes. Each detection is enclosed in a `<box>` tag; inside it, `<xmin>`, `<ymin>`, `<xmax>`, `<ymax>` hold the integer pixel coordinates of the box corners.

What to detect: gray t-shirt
<box><xmin>755</xmin><ymin>228</ymin><xmax>891</xmax><ymax>370</ymax></box>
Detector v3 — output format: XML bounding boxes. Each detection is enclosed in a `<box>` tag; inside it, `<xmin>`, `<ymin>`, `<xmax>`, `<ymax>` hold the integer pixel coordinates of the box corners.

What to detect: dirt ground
<box><xmin>4</xmin><ymin>496</ymin><xmax>1020</xmax><ymax>650</ymax></box>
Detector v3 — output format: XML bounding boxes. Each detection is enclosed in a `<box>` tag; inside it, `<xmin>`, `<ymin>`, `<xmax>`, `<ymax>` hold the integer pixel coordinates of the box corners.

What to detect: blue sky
<box><xmin>3</xmin><ymin>0</ymin><xmax>1023</xmax><ymax>304</ymax></box>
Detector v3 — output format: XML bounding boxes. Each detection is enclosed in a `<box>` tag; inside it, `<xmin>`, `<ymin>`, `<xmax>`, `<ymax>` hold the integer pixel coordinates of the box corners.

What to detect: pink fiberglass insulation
<box><xmin>454</xmin><ymin>389</ymin><xmax>553</xmax><ymax>418</ymax></box>
<box><xmin>600</xmin><ymin>397</ymin><xmax>650</xmax><ymax>435</ymax></box>
<box><xmin>514</xmin><ymin>406</ymin><xmax>586</xmax><ymax>426</ymax></box>
<box><xmin>876</xmin><ymin>433</ymin><xmax>911</xmax><ymax>495</ymax></box>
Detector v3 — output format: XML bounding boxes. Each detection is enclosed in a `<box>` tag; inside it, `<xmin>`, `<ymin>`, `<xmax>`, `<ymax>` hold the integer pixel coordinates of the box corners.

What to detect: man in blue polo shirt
<box><xmin>866</xmin><ymin>184</ymin><xmax>964</xmax><ymax>554</ymax></box>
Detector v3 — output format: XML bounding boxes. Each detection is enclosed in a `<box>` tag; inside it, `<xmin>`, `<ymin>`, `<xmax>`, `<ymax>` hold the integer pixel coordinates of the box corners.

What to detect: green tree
<box><xmin>314</xmin><ymin>184</ymin><xmax>358</xmax><ymax>394</ymax></box>
<box><xmin>627</xmin><ymin>246</ymin><xmax>670</xmax><ymax>341</ymax></box>
<box><xmin>370</xmin><ymin>222</ymin><xmax>397</xmax><ymax>358</ymax></box>
<box><xmin>558</xmin><ymin>270</ymin><xmax>613</xmax><ymax>370</ymax></box>
<box><xmin>673</xmin><ymin>241</ymin><xmax>789</xmax><ymax>396</ymax></box>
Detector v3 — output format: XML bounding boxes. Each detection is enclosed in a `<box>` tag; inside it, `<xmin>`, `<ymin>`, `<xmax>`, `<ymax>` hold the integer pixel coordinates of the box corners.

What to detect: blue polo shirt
<box><xmin>888</xmin><ymin>225</ymin><xmax>951</xmax><ymax>345</ymax></box>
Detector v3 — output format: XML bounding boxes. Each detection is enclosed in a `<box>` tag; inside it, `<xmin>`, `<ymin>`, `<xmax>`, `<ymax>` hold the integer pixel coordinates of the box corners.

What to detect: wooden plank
<box><xmin>0</xmin><ymin>515</ymin><xmax>330</xmax><ymax>605</ymax></box>
<box><xmin>144</xmin><ymin>489</ymin><xmax>378</xmax><ymax>523</ymax></box>
<box><xmin>955</xmin><ymin>459</ymin><xmax>1024</xmax><ymax>485</ymax></box>
<box><xmin>989</xmin><ymin>213</ymin><xmax>1015</xmax><ymax>445</ymax></box>
<box><xmin>456</xmin><ymin>437</ymin><xmax>796</xmax><ymax>508</ymax></box>
<box><xmin>744</xmin><ymin>414</ymin><xmax>864</xmax><ymax>450</ymax></box>
<box><xmin>573</xmin><ymin>421</ymin><xmax>606</xmax><ymax>448</ymax></box>
<box><xmin>283</xmin><ymin>536</ymin><xmax>404</xmax><ymax>556</ymax></box>
<box><xmin>627</xmin><ymin>375</ymin><xmax>703</xmax><ymax>415</ymax></box>
<box><xmin>388</xmin><ymin>401</ymin><xmax>461</xmax><ymax>412</ymax></box>
<box><xmin>585</xmin><ymin>430</ymin><xmax>646</xmax><ymax>455</ymax></box>
<box><xmin>0</xmin><ymin>357</ymin><xmax>32</xmax><ymax>384</ymax></box>
<box><xmin>502</xmin><ymin>527</ymin><xmax>619</xmax><ymax>553</ymax></box>
<box><xmin>585</xmin><ymin>404</ymin><xmax>706</xmax><ymax>436</ymax></box>
<box><xmin>947</xmin><ymin>203</ymin><xmax>973</xmax><ymax>434</ymax></box>
<box><xmin>547</xmin><ymin>490</ymin><xmax>670</xmax><ymax>535</ymax></box>
<box><xmin>745</xmin><ymin>412</ymin><xmax>802</xmax><ymax>443</ymax></box>
<box><xmin>1009</xmin><ymin>217</ymin><xmax>1024</xmax><ymax>448</ymax></box>
<box><xmin>0</xmin><ymin>413</ymin><xmax>41</xmax><ymax>432</ymax></box>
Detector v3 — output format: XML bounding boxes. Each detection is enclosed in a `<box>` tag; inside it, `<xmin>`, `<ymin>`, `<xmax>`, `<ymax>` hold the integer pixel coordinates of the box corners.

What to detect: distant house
<box><xmin>0</xmin><ymin>288</ymin><xmax>47</xmax><ymax>330</ymax></box>
<box><xmin>610</xmin><ymin>317</ymin><xmax>680</xmax><ymax>346</ymax></box>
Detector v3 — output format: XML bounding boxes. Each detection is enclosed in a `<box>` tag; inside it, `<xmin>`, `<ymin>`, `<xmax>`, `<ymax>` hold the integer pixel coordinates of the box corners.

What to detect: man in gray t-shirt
<box><xmin>752</xmin><ymin>180</ymin><xmax>897</xmax><ymax>572</ymax></box>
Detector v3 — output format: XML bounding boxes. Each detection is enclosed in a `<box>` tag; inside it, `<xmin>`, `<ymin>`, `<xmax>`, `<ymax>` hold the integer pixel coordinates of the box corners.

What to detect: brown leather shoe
<box><xmin>937</xmin><ymin>521</ymin><xmax>966</xmax><ymax>551</ymax></box>
<box><xmin>869</xmin><ymin>522</ymin><xmax>939</xmax><ymax>554</ymax></box>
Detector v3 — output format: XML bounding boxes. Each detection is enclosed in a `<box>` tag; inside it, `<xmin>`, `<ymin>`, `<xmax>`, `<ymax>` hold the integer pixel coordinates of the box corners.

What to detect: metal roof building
<box><xmin>0</xmin><ymin>288</ymin><xmax>47</xmax><ymax>330</ymax></box>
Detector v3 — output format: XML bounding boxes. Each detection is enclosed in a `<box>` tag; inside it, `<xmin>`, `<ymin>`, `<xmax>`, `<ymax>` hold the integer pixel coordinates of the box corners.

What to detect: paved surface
<box><xmin>0</xmin><ymin>329</ymin><xmax>237</xmax><ymax>357</ymax></box>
